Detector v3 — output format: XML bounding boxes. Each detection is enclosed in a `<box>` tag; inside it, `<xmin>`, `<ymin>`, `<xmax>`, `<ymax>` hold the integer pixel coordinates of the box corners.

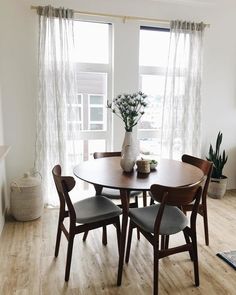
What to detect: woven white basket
<box><xmin>10</xmin><ymin>172</ymin><xmax>43</xmax><ymax>221</ymax></box>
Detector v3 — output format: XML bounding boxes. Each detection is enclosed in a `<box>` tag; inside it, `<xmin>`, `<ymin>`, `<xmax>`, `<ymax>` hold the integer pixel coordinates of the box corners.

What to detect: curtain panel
<box><xmin>35</xmin><ymin>6</ymin><xmax>79</xmax><ymax>206</ymax></box>
<box><xmin>160</xmin><ymin>20</ymin><xmax>206</xmax><ymax>160</ymax></box>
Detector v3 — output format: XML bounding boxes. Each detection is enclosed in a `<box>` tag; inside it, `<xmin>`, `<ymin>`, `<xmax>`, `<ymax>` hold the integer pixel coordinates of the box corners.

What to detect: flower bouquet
<box><xmin>107</xmin><ymin>91</ymin><xmax>148</xmax><ymax>172</ymax></box>
<box><xmin>107</xmin><ymin>91</ymin><xmax>147</xmax><ymax>132</ymax></box>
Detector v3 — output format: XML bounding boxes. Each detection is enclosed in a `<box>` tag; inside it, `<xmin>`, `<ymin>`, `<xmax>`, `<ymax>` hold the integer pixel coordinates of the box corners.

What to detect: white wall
<box><xmin>0</xmin><ymin>84</ymin><xmax>8</xmax><ymax>234</ymax></box>
<box><xmin>0</xmin><ymin>0</ymin><xmax>37</xmax><ymax>186</ymax></box>
<box><xmin>0</xmin><ymin>0</ymin><xmax>235</xmax><ymax>218</ymax></box>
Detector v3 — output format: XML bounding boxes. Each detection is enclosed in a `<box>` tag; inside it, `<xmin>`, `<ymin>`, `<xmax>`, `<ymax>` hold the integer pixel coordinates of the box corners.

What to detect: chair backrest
<box><xmin>182</xmin><ymin>154</ymin><xmax>213</xmax><ymax>204</ymax></box>
<box><xmin>150</xmin><ymin>183</ymin><xmax>202</xmax><ymax>207</ymax></box>
<box><xmin>52</xmin><ymin>165</ymin><xmax>76</xmax><ymax>221</ymax></box>
<box><xmin>93</xmin><ymin>151</ymin><xmax>121</xmax><ymax>159</ymax></box>
<box><xmin>150</xmin><ymin>183</ymin><xmax>202</xmax><ymax>233</ymax></box>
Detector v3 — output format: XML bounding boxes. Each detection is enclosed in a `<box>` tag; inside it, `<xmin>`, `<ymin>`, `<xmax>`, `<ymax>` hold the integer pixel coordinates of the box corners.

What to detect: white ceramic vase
<box><xmin>120</xmin><ymin>131</ymin><xmax>137</xmax><ymax>172</ymax></box>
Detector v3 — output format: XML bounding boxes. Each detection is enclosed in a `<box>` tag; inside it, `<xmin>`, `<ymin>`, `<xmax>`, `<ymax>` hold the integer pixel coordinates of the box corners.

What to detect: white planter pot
<box><xmin>208</xmin><ymin>176</ymin><xmax>227</xmax><ymax>199</ymax></box>
<box><xmin>120</xmin><ymin>131</ymin><xmax>137</xmax><ymax>172</ymax></box>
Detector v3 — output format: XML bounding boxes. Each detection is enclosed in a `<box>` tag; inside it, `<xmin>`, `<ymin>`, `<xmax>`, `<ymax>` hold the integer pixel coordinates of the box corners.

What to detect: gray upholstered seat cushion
<box><xmin>74</xmin><ymin>196</ymin><xmax>122</xmax><ymax>224</ymax></box>
<box><xmin>101</xmin><ymin>187</ymin><xmax>141</xmax><ymax>200</ymax></box>
<box><xmin>129</xmin><ymin>204</ymin><xmax>188</xmax><ymax>235</ymax></box>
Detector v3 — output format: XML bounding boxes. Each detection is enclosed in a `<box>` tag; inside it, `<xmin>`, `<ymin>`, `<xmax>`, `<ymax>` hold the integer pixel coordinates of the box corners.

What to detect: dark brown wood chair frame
<box><xmin>83</xmin><ymin>151</ymin><xmax>145</xmax><ymax>243</ymax></box>
<box><xmin>125</xmin><ymin>183</ymin><xmax>202</xmax><ymax>295</ymax></box>
<box><xmin>182</xmin><ymin>154</ymin><xmax>213</xmax><ymax>245</ymax></box>
<box><xmin>94</xmin><ymin>151</ymin><xmax>148</xmax><ymax>206</ymax></box>
<box><xmin>52</xmin><ymin>165</ymin><xmax>121</xmax><ymax>281</ymax></box>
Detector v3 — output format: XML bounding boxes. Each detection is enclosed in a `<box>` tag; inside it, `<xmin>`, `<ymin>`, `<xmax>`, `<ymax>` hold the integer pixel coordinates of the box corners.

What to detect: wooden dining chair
<box><xmin>83</xmin><ymin>151</ymin><xmax>144</xmax><ymax>243</ymax></box>
<box><xmin>52</xmin><ymin>165</ymin><xmax>122</xmax><ymax>281</ymax></box>
<box><xmin>182</xmin><ymin>154</ymin><xmax>213</xmax><ymax>246</ymax></box>
<box><xmin>125</xmin><ymin>183</ymin><xmax>202</xmax><ymax>295</ymax></box>
<box><xmin>94</xmin><ymin>151</ymin><xmax>143</xmax><ymax>205</ymax></box>
<box><xmin>94</xmin><ymin>151</ymin><xmax>148</xmax><ymax>205</ymax></box>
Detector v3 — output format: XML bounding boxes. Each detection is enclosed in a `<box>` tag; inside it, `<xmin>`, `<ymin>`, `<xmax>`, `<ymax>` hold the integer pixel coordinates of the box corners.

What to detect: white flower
<box><xmin>107</xmin><ymin>91</ymin><xmax>148</xmax><ymax>132</ymax></box>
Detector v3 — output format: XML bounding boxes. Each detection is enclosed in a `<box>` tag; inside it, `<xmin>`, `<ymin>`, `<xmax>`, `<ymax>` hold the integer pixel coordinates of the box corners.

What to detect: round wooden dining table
<box><xmin>73</xmin><ymin>157</ymin><xmax>204</xmax><ymax>286</ymax></box>
<box><xmin>74</xmin><ymin>157</ymin><xmax>204</xmax><ymax>191</ymax></box>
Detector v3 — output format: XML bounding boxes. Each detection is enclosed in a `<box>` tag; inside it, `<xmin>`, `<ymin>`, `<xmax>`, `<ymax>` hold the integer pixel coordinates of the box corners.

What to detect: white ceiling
<box><xmin>151</xmin><ymin>0</ymin><xmax>219</xmax><ymax>6</ymax></box>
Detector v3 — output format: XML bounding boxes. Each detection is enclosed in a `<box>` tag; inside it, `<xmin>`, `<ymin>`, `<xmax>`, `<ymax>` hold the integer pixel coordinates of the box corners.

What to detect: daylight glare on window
<box><xmin>139</xmin><ymin>29</ymin><xmax>170</xmax><ymax>67</ymax></box>
<box><xmin>67</xmin><ymin>20</ymin><xmax>111</xmax><ymax>168</ymax></box>
<box><xmin>74</xmin><ymin>21</ymin><xmax>109</xmax><ymax>64</ymax></box>
<box><xmin>138</xmin><ymin>28</ymin><xmax>170</xmax><ymax>157</ymax></box>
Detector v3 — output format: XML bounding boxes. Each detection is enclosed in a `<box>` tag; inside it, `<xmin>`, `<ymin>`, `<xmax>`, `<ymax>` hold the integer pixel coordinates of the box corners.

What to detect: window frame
<box><xmin>138</xmin><ymin>26</ymin><xmax>170</xmax><ymax>155</ymax></box>
<box><xmin>72</xmin><ymin>18</ymin><xmax>113</xmax><ymax>158</ymax></box>
<box><xmin>88</xmin><ymin>93</ymin><xmax>107</xmax><ymax>131</ymax></box>
<box><xmin>67</xmin><ymin>93</ymin><xmax>83</xmax><ymax>130</ymax></box>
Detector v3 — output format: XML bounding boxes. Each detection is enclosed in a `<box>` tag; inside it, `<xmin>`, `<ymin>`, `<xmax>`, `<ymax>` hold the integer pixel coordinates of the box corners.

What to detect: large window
<box><xmin>138</xmin><ymin>27</ymin><xmax>170</xmax><ymax>158</ymax></box>
<box><xmin>68</xmin><ymin>21</ymin><xmax>111</xmax><ymax>164</ymax></box>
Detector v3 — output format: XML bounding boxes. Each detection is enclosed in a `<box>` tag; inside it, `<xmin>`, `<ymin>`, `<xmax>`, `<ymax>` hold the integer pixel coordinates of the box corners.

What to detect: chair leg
<box><xmin>115</xmin><ymin>219</ymin><xmax>121</xmax><ymax>254</ymax></box>
<box><xmin>192</xmin><ymin>231</ymin><xmax>200</xmax><ymax>286</ymax></box>
<box><xmin>150</xmin><ymin>197</ymin><xmax>155</xmax><ymax>205</ymax></box>
<box><xmin>143</xmin><ymin>191</ymin><xmax>147</xmax><ymax>207</ymax></box>
<box><xmin>137</xmin><ymin>228</ymin><xmax>140</xmax><ymax>240</ymax></box>
<box><xmin>102</xmin><ymin>226</ymin><xmax>107</xmax><ymax>246</ymax></box>
<box><xmin>160</xmin><ymin>235</ymin><xmax>169</xmax><ymax>250</ymax></box>
<box><xmin>125</xmin><ymin>221</ymin><xmax>134</xmax><ymax>263</ymax></box>
<box><xmin>203</xmin><ymin>205</ymin><xmax>209</xmax><ymax>246</ymax></box>
<box><xmin>183</xmin><ymin>228</ymin><xmax>194</xmax><ymax>261</ymax></box>
<box><xmin>161</xmin><ymin>235</ymin><xmax>165</xmax><ymax>250</ymax></box>
<box><xmin>65</xmin><ymin>234</ymin><xmax>75</xmax><ymax>281</ymax></box>
<box><xmin>153</xmin><ymin>241</ymin><xmax>159</xmax><ymax>295</ymax></box>
<box><xmin>165</xmin><ymin>235</ymin><xmax>169</xmax><ymax>249</ymax></box>
<box><xmin>82</xmin><ymin>231</ymin><xmax>89</xmax><ymax>242</ymax></box>
<box><xmin>117</xmin><ymin>209</ymin><xmax>129</xmax><ymax>286</ymax></box>
<box><xmin>134</xmin><ymin>195</ymin><xmax>140</xmax><ymax>241</ymax></box>
<box><xmin>55</xmin><ymin>223</ymin><xmax>62</xmax><ymax>257</ymax></box>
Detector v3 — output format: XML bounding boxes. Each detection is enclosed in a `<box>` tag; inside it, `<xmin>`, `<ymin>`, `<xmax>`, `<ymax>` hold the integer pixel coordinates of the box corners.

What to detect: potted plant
<box><xmin>206</xmin><ymin>131</ymin><xmax>228</xmax><ymax>199</ymax></box>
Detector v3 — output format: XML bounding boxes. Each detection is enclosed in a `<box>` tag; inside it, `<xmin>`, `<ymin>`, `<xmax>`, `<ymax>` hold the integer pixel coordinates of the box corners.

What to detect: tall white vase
<box><xmin>120</xmin><ymin>131</ymin><xmax>137</xmax><ymax>172</ymax></box>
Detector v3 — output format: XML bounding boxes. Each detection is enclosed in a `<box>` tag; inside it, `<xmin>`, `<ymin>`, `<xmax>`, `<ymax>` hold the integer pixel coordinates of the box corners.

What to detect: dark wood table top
<box><xmin>73</xmin><ymin>157</ymin><xmax>204</xmax><ymax>191</ymax></box>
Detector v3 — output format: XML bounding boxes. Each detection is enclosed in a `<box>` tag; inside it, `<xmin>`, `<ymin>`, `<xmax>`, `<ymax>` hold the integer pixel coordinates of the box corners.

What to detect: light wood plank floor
<box><xmin>1</xmin><ymin>192</ymin><xmax>236</xmax><ymax>295</ymax></box>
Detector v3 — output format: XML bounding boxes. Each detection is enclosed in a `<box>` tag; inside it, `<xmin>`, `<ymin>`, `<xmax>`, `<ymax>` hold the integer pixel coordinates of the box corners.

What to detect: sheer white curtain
<box><xmin>160</xmin><ymin>20</ymin><xmax>205</xmax><ymax>160</ymax></box>
<box><xmin>35</xmin><ymin>6</ymin><xmax>79</xmax><ymax>206</ymax></box>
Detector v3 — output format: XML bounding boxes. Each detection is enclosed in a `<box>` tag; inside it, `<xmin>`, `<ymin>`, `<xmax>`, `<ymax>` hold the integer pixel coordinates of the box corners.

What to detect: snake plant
<box><xmin>206</xmin><ymin>131</ymin><xmax>228</xmax><ymax>179</ymax></box>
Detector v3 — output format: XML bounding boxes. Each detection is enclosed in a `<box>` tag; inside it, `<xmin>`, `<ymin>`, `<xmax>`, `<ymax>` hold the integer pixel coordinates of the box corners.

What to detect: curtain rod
<box><xmin>30</xmin><ymin>5</ymin><xmax>210</xmax><ymax>27</ymax></box>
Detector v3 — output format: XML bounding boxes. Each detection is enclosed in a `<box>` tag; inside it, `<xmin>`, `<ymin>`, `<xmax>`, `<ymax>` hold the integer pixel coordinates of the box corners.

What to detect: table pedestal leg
<box><xmin>117</xmin><ymin>189</ymin><xmax>130</xmax><ymax>286</ymax></box>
